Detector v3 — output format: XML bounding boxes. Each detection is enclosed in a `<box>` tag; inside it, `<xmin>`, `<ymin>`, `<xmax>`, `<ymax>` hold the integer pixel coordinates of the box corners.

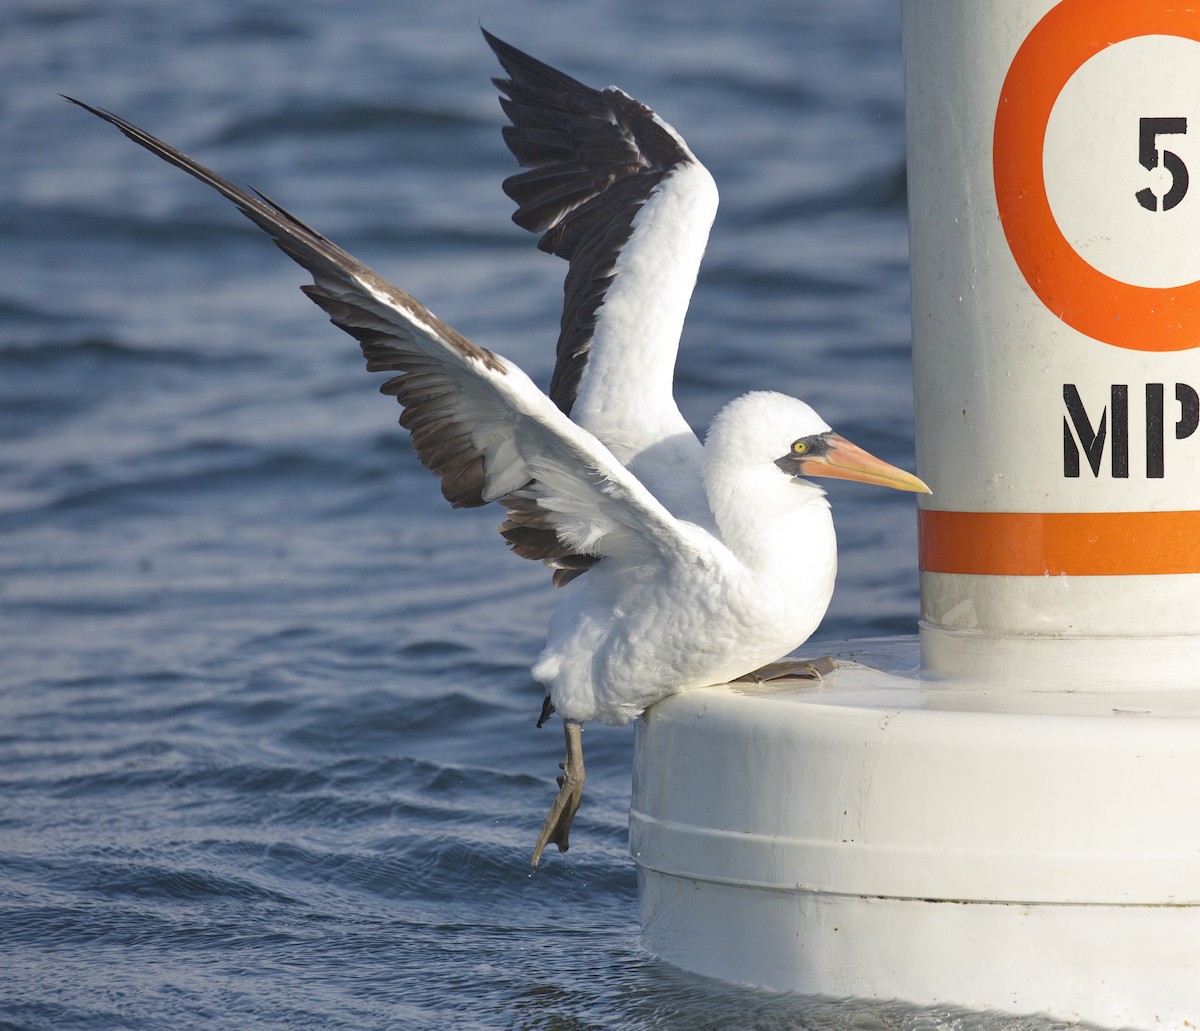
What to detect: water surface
<box><xmin>1</xmin><ymin>2</ymin><xmax>1089</xmax><ymax>1027</ymax></box>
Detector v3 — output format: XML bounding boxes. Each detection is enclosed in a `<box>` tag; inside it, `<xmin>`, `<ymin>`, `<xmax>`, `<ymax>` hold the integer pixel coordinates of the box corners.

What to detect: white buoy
<box><xmin>632</xmin><ymin>3</ymin><xmax>1200</xmax><ymax>1026</ymax></box>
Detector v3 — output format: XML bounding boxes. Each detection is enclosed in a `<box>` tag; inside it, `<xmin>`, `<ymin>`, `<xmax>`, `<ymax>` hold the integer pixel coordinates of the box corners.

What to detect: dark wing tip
<box><xmin>480</xmin><ymin>28</ymin><xmax>593</xmax><ymax>98</ymax></box>
<box><xmin>63</xmin><ymin>95</ymin><xmax>138</xmax><ymax>137</ymax></box>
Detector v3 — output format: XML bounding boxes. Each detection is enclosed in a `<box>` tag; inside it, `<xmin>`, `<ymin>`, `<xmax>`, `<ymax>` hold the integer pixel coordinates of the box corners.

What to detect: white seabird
<box><xmin>66</xmin><ymin>31</ymin><xmax>929</xmax><ymax>869</ymax></box>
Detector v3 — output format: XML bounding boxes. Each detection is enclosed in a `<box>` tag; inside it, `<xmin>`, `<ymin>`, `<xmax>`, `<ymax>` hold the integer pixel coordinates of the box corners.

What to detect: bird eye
<box><xmin>791</xmin><ymin>439</ymin><xmax>809</xmax><ymax>454</ymax></box>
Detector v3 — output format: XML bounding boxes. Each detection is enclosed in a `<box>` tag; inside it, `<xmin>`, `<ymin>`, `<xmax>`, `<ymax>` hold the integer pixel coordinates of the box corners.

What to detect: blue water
<box><xmin>1</xmin><ymin>2</ymin><xmax>1094</xmax><ymax>1028</ymax></box>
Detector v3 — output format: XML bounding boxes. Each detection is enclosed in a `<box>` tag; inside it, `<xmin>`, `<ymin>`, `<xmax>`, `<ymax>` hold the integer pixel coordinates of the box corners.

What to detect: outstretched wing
<box><xmin>66</xmin><ymin>98</ymin><xmax>711</xmax><ymax>584</ymax></box>
<box><xmin>485</xmin><ymin>30</ymin><xmax>717</xmax><ymax>472</ymax></box>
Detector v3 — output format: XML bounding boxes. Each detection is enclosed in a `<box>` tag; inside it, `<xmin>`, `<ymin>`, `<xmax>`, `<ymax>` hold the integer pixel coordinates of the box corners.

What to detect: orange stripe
<box><xmin>919</xmin><ymin>510</ymin><xmax>1200</xmax><ymax>576</ymax></box>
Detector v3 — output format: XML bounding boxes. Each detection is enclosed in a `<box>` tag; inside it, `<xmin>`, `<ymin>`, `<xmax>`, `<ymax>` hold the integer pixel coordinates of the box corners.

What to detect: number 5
<box><xmin>1136</xmin><ymin>117</ymin><xmax>1189</xmax><ymax>212</ymax></box>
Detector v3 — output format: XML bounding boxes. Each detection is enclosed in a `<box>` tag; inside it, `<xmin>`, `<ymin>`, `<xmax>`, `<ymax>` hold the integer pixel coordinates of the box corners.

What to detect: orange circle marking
<box><xmin>994</xmin><ymin>0</ymin><xmax>1200</xmax><ymax>351</ymax></box>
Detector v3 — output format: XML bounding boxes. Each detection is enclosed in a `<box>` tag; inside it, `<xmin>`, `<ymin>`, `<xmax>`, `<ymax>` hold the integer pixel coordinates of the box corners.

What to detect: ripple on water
<box><xmin>0</xmin><ymin>2</ymin><xmax>1095</xmax><ymax>1028</ymax></box>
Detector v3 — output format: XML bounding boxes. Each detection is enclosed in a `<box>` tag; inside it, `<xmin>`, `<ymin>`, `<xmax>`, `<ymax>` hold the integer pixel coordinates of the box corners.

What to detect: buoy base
<box><xmin>638</xmin><ymin>871</ymin><xmax>1200</xmax><ymax>1026</ymax></box>
<box><xmin>631</xmin><ymin>638</ymin><xmax>1200</xmax><ymax>1029</ymax></box>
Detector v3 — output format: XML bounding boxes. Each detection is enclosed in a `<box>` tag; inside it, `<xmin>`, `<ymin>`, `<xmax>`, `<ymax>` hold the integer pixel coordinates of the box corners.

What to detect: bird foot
<box><xmin>530</xmin><ymin>719</ymin><xmax>585</xmax><ymax>870</ymax></box>
<box><xmin>734</xmin><ymin>655</ymin><xmax>838</xmax><ymax>684</ymax></box>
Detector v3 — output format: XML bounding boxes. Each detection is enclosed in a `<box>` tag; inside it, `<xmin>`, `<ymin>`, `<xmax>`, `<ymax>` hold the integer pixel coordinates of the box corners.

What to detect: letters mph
<box><xmin>1064</xmin><ymin>384</ymin><xmax>1200</xmax><ymax>479</ymax></box>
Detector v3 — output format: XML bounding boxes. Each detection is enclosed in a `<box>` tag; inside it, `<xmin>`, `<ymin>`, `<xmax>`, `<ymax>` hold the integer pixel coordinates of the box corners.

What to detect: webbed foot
<box><xmin>734</xmin><ymin>655</ymin><xmax>838</xmax><ymax>684</ymax></box>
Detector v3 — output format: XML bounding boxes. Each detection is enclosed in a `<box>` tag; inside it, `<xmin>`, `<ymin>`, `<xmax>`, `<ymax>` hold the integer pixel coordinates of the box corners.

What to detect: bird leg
<box><xmin>530</xmin><ymin>719</ymin><xmax>585</xmax><ymax>870</ymax></box>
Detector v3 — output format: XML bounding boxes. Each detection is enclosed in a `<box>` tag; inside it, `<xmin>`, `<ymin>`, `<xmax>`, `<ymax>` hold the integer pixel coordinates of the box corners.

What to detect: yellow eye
<box><xmin>791</xmin><ymin>439</ymin><xmax>809</xmax><ymax>454</ymax></box>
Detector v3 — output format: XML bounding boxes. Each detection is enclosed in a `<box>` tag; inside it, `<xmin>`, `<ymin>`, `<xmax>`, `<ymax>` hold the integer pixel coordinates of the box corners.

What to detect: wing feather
<box><xmin>65</xmin><ymin>96</ymin><xmax>711</xmax><ymax>580</ymax></box>
<box><xmin>484</xmin><ymin>31</ymin><xmax>716</xmax><ymax>531</ymax></box>
<box><xmin>484</xmin><ymin>29</ymin><xmax>714</xmax><ymax>429</ymax></box>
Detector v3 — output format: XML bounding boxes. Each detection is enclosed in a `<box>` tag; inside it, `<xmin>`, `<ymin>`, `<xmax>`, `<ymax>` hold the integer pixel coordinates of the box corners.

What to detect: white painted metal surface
<box><xmin>633</xmin><ymin>3</ymin><xmax>1200</xmax><ymax>1026</ymax></box>
<box><xmin>907</xmin><ymin>0</ymin><xmax>1200</xmax><ymax>681</ymax></box>
<box><xmin>632</xmin><ymin>641</ymin><xmax>1200</xmax><ymax>1027</ymax></box>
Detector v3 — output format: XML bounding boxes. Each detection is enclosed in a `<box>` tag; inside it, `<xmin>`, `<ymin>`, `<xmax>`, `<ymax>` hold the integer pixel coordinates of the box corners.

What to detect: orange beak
<box><xmin>787</xmin><ymin>433</ymin><xmax>931</xmax><ymax>493</ymax></box>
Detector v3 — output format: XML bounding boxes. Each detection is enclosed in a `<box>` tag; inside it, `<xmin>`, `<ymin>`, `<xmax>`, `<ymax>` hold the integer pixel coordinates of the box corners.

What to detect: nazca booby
<box><xmin>66</xmin><ymin>31</ymin><xmax>929</xmax><ymax>869</ymax></box>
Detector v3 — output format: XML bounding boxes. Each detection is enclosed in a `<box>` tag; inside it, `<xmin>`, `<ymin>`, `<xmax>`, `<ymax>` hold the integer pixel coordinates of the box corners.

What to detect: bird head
<box><xmin>708</xmin><ymin>391</ymin><xmax>930</xmax><ymax>494</ymax></box>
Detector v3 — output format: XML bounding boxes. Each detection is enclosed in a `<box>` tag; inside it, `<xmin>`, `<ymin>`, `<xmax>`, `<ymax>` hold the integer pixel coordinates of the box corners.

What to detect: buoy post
<box><xmin>631</xmin><ymin>3</ymin><xmax>1200</xmax><ymax>1026</ymax></box>
<box><xmin>913</xmin><ymin>0</ymin><xmax>1200</xmax><ymax>683</ymax></box>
